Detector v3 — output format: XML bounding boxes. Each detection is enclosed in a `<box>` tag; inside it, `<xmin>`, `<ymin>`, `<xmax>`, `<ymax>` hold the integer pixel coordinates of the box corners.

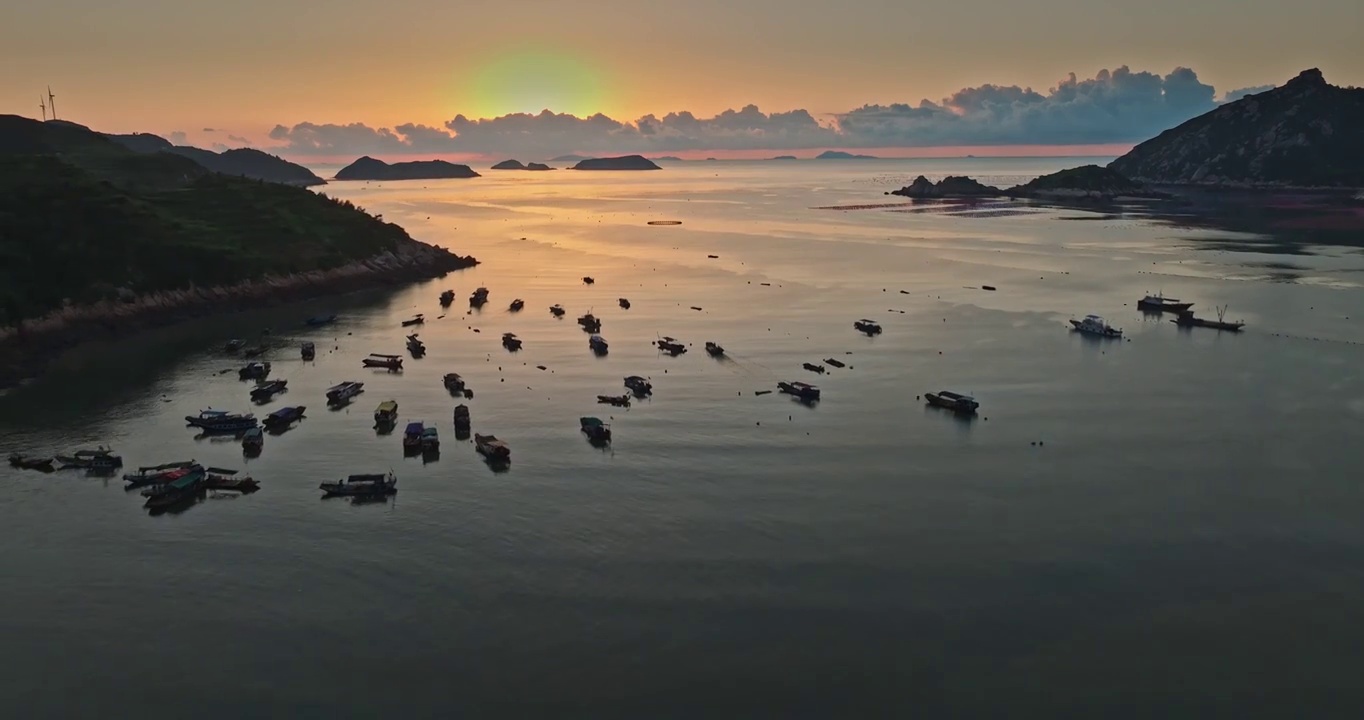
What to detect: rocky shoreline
<box><xmin>0</xmin><ymin>240</ymin><xmax>477</xmax><ymax>390</ymax></box>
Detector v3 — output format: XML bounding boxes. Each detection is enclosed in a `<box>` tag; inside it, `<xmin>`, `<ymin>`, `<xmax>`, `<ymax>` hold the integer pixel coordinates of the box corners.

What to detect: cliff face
<box><xmin>570</xmin><ymin>155</ymin><xmax>661</xmax><ymax>170</ymax></box>
<box><xmin>1109</xmin><ymin>69</ymin><xmax>1364</xmax><ymax>187</ymax></box>
<box><xmin>335</xmin><ymin>156</ymin><xmax>481</xmax><ymax>180</ymax></box>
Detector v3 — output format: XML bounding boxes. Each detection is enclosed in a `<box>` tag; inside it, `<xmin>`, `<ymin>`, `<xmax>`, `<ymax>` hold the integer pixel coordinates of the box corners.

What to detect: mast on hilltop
<box><xmin>39</xmin><ymin>96</ymin><xmax>47</xmax><ymax>121</ymax></box>
<box><xmin>47</xmin><ymin>86</ymin><xmax>57</xmax><ymax>120</ymax></box>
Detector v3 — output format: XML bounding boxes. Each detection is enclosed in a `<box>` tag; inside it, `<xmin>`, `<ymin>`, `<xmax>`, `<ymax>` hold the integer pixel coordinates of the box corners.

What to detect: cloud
<box><xmin>168</xmin><ymin>131</ymin><xmax>188</xmax><ymax>145</ymax></box>
<box><xmin>202</xmin><ymin>127</ymin><xmax>218</xmax><ymax>133</ymax></box>
<box><xmin>1220</xmin><ymin>84</ymin><xmax>1276</xmax><ymax>103</ymax></box>
<box><xmin>226</xmin><ymin>134</ymin><xmax>251</xmax><ymax>145</ymax></box>
<box><xmin>264</xmin><ymin>66</ymin><xmax>1261</xmax><ymax>157</ymax></box>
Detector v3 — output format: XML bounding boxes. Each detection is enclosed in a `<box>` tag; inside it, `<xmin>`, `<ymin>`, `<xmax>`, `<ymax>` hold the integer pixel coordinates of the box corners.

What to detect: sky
<box><xmin>3</xmin><ymin>0</ymin><xmax>1361</xmax><ymax>159</ymax></box>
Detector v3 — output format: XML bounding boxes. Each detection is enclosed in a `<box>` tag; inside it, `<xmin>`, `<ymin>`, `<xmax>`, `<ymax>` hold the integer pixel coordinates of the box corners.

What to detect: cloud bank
<box><xmin>265</xmin><ymin>66</ymin><xmax>1274</xmax><ymax>157</ymax></box>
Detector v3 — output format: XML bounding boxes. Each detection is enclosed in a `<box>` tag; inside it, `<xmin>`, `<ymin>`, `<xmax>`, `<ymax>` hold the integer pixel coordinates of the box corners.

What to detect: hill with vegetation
<box><xmin>569</xmin><ymin>155</ymin><xmax>661</xmax><ymax>171</ymax></box>
<box><xmin>0</xmin><ymin>115</ymin><xmax>474</xmax><ymax>332</ymax></box>
<box><xmin>1109</xmin><ymin>69</ymin><xmax>1364</xmax><ymax>187</ymax></box>
<box><xmin>1004</xmin><ymin>165</ymin><xmax>1166</xmax><ymax>199</ymax></box>
<box><xmin>334</xmin><ymin>156</ymin><xmax>480</xmax><ymax>180</ymax></box>
<box><xmin>103</xmin><ymin>131</ymin><xmax>326</xmax><ymax>186</ymax></box>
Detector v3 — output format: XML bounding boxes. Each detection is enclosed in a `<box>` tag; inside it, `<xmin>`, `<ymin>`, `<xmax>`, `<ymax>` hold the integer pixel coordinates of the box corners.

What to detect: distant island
<box><xmin>490</xmin><ymin>159</ymin><xmax>554</xmax><ymax>171</ymax></box>
<box><xmin>569</xmin><ymin>155</ymin><xmax>661</xmax><ymax>171</ymax></box>
<box><xmin>817</xmin><ymin>151</ymin><xmax>878</xmax><ymax>160</ymax></box>
<box><xmin>887</xmin><ymin>166</ymin><xmax>1166</xmax><ymax>201</ymax></box>
<box><xmin>771</xmin><ymin>155</ymin><xmax>799</xmax><ymax>161</ymax></box>
<box><xmin>890</xmin><ymin>176</ymin><xmax>1001</xmax><ymax>199</ymax></box>
<box><xmin>551</xmin><ymin>154</ymin><xmax>594</xmax><ymax>163</ymax></box>
<box><xmin>104</xmin><ymin>131</ymin><xmax>325</xmax><ymax>186</ymax></box>
<box><xmin>335</xmin><ymin>156</ymin><xmax>481</xmax><ymax>181</ymax></box>
<box><xmin>0</xmin><ymin>115</ymin><xmax>476</xmax><ymax>387</ymax></box>
<box><xmin>1109</xmin><ymin>68</ymin><xmax>1364</xmax><ymax>187</ymax></box>
<box><xmin>652</xmin><ymin>156</ymin><xmax>684</xmax><ymax>162</ymax></box>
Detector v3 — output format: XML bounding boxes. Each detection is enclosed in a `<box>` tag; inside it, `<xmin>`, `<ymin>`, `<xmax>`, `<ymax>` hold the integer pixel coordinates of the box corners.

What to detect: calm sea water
<box><xmin>3</xmin><ymin>158</ymin><xmax>1363</xmax><ymax>717</ymax></box>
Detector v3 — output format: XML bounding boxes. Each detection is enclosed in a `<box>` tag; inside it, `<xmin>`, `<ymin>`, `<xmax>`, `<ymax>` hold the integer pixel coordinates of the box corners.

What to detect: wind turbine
<box><xmin>39</xmin><ymin>96</ymin><xmax>47</xmax><ymax>121</ymax></box>
<box><xmin>47</xmin><ymin>86</ymin><xmax>57</xmax><ymax>120</ymax></box>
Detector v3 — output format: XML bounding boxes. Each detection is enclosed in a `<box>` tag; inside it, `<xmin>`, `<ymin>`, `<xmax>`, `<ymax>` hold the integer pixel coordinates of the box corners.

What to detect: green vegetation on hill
<box><xmin>104</xmin><ymin>131</ymin><xmax>326</xmax><ymax>186</ymax></box>
<box><xmin>0</xmin><ymin>115</ymin><xmax>453</xmax><ymax>327</ymax></box>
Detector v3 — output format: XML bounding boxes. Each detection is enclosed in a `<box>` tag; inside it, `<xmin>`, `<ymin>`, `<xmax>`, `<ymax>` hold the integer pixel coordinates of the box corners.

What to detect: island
<box><xmin>771</xmin><ymin>155</ymin><xmax>799</xmax><ymax>161</ymax></box>
<box><xmin>0</xmin><ymin>115</ymin><xmax>477</xmax><ymax>388</ymax></box>
<box><xmin>1108</xmin><ymin>68</ymin><xmax>1364</xmax><ymax>187</ymax></box>
<box><xmin>889</xmin><ymin>176</ymin><xmax>1001</xmax><ymax>199</ymax></box>
<box><xmin>104</xmin><ymin>131</ymin><xmax>326</xmax><ymax>186</ymax></box>
<box><xmin>491</xmin><ymin>159</ymin><xmax>554</xmax><ymax>171</ymax></box>
<box><xmin>551</xmin><ymin>154</ymin><xmax>594</xmax><ymax>163</ymax></box>
<box><xmin>335</xmin><ymin>156</ymin><xmax>481</xmax><ymax>181</ymax></box>
<box><xmin>569</xmin><ymin>155</ymin><xmax>661</xmax><ymax>171</ymax></box>
<box><xmin>817</xmin><ymin>150</ymin><xmax>878</xmax><ymax>160</ymax></box>
<box><xmin>653</xmin><ymin>156</ymin><xmax>684</xmax><ymax>162</ymax></box>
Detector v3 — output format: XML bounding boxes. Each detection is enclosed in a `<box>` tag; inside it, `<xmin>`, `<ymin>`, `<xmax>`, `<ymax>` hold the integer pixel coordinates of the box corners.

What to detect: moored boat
<box><xmin>374</xmin><ymin>400</ymin><xmax>399</xmax><ymax>425</ymax></box>
<box><xmin>453</xmin><ymin>404</ymin><xmax>471</xmax><ymax>434</ymax></box>
<box><xmin>320</xmin><ymin>472</ymin><xmax>397</xmax><ymax>497</ymax></box>
<box><xmin>854</xmin><ymin>319</ymin><xmax>883</xmax><ymax>335</ymax></box>
<box><xmin>443</xmin><ymin>373</ymin><xmax>465</xmax><ymax>393</ymax></box>
<box><xmin>402</xmin><ymin>422</ymin><xmax>424</xmax><ymax>453</ymax></box>
<box><xmin>802</xmin><ymin>362</ymin><xmax>826</xmax><ymax>374</ymax></box>
<box><xmin>301</xmin><ymin>341</ymin><xmax>316</xmax><ymax>360</ymax></box>
<box><xmin>8</xmin><ymin>453</ymin><xmax>55</xmax><ymax>471</ymax></box>
<box><xmin>618</xmin><ymin>298</ymin><xmax>631</xmax><ymax>309</ymax></box>
<box><xmin>1069</xmin><ymin>314</ymin><xmax>1123</xmax><ymax>338</ymax></box>
<box><xmin>325</xmin><ymin>381</ymin><xmax>365</xmax><ymax>404</ymax></box>
<box><xmin>597</xmin><ymin>394</ymin><xmax>631</xmax><ymax>407</ymax></box>
<box><xmin>624</xmin><ymin>376</ymin><xmax>653</xmax><ymax>395</ymax></box>
<box><xmin>238</xmin><ymin>361</ymin><xmax>271</xmax><ymax>380</ymax></box>
<box><xmin>580</xmin><ymin>416</ymin><xmax>611</xmax><ymax>444</ymax></box>
<box><xmin>55</xmin><ymin>446</ymin><xmax>123</xmax><ymax>469</ymax></box>
<box><xmin>509</xmin><ymin>298</ymin><xmax>525</xmax><ymax>312</ymax></box>
<box><xmin>204</xmin><ymin>467</ymin><xmax>259</xmax><ymax>492</ymax></box>
<box><xmin>401</xmin><ymin>314</ymin><xmax>425</xmax><ymax>327</ymax></box>
<box><xmin>502</xmin><ymin>333</ymin><xmax>523</xmax><ymax>351</ymax></box>
<box><xmin>589</xmin><ymin>334</ymin><xmax>609</xmax><ymax>354</ymax></box>
<box><xmin>924</xmin><ymin>390</ymin><xmax>979</xmax><ymax>414</ymax></box>
<box><xmin>362</xmin><ymin>353</ymin><xmax>403</xmax><ymax>371</ymax></box>
<box><xmin>143</xmin><ymin>468</ymin><xmax>205</xmax><ymax>510</ymax></box>
<box><xmin>1172</xmin><ymin>305</ymin><xmax>1245</xmax><ymax>332</ymax></box>
<box><xmin>439</xmin><ymin>289</ymin><xmax>456</xmax><ymax>306</ymax></box>
<box><xmin>777</xmin><ymin>381</ymin><xmax>821</xmax><ymax>401</ymax></box>
<box><xmin>1137</xmin><ymin>293</ymin><xmax>1193</xmax><ymax>313</ymax></box>
<box><xmin>582</xmin><ymin>276</ymin><xmax>595</xmax><ymax>285</ymax></box>
<box><xmin>825</xmin><ymin>358</ymin><xmax>846</xmax><ymax>368</ymax></box>
<box><xmin>421</xmin><ymin>426</ymin><xmax>440</xmax><ymax>451</ymax></box>
<box><xmin>406</xmin><ymin>334</ymin><xmax>425</xmax><ymax>356</ymax></box>
<box><xmin>264</xmin><ymin>405</ymin><xmax>306</xmax><ymax>427</ymax></box>
<box><xmin>250</xmin><ymin>379</ymin><xmax>288</xmax><ymax>401</ymax></box>
<box><xmin>549</xmin><ymin>304</ymin><xmax>566</xmax><ymax>317</ymax></box>
<box><xmin>655</xmin><ymin>337</ymin><xmax>686</xmax><ymax>355</ymax></box>
<box><xmin>123</xmin><ymin>461</ymin><xmax>196</xmax><ymax>489</ymax></box>
<box><xmin>578</xmin><ymin>313</ymin><xmax>601</xmax><ymax>332</ymax></box>
<box><xmin>475</xmin><ymin>433</ymin><xmax>511</xmax><ymax>463</ymax></box>
<box><xmin>705</xmin><ymin>342</ymin><xmax>725</xmax><ymax>357</ymax></box>
<box><xmin>185</xmin><ymin>409</ymin><xmax>258</xmax><ymax>432</ymax></box>
<box><xmin>241</xmin><ymin>426</ymin><xmax>264</xmax><ymax>453</ymax></box>
<box><xmin>470</xmin><ymin>287</ymin><xmax>490</xmax><ymax>307</ymax></box>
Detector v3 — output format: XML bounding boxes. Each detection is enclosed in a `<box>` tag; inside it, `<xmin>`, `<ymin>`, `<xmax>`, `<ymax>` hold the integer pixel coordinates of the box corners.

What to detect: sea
<box><xmin>3</xmin><ymin>158</ymin><xmax>1363</xmax><ymax>718</ymax></box>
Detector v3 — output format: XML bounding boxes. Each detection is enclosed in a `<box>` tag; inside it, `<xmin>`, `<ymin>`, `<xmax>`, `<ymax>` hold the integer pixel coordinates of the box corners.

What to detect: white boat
<box><xmin>1069</xmin><ymin>314</ymin><xmax>1122</xmax><ymax>338</ymax></box>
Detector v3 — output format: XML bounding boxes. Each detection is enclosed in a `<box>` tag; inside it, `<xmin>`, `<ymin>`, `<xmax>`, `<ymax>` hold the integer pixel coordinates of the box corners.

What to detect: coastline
<box><xmin>0</xmin><ymin>240</ymin><xmax>477</xmax><ymax>390</ymax></box>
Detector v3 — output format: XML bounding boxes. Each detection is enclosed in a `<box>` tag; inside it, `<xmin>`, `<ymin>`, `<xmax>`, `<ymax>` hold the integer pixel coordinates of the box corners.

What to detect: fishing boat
<box><xmin>475</xmin><ymin>434</ymin><xmax>511</xmax><ymax>463</ymax></box>
<box><xmin>439</xmin><ymin>289</ymin><xmax>456</xmax><ymax>306</ymax></box>
<box><xmin>589</xmin><ymin>334</ymin><xmax>609</xmax><ymax>354</ymax></box>
<box><xmin>203</xmin><ymin>467</ymin><xmax>259</xmax><ymax>492</ymax></box>
<box><xmin>1173</xmin><ymin>305</ymin><xmax>1245</xmax><ymax>332</ymax></box>
<box><xmin>1069</xmin><ymin>314</ymin><xmax>1123</xmax><ymax>338</ymax></box>
<box><xmin>241</xmin><ymin>427</ymin><xmax>264</xmax><ymax>453</ymax></box>
<box><xmin>469</xmin><ymin>287</ymin><xmax>490</xmax><ymax>307</ymax></box>
<box><xmin>374</xmin><ymin>400</ymin><xmax>399</xmax><ymax>425</ymax></box>
<box><xmin>453</xmin><ymin>405</ymin><xmax>471</xmax><ymax>434</ymax></box>
<box><xmin>401</xmin><ymin>314</ymin><xmax>425</xmax><ymax>327</ymax></box>
<box><xmin>549</xmin><ymin>304</ymin><xmax>566</xmax><ymax>317</ymax></box>
<box><xmin>250</xmin><ymin>379</ymin><xmax>288</xmax><ymax>401</ymax></box>
<box><xmin>421</xmin><ymin>426</ymin><xmax>440</xmax><ymax>451</ymax></box>
<box><xmin>597</xmin><ymin>394</ymin><xmax>631</xmax><ymax>407</ymax></box>
<box><xmin>1137</xmin><ymin>292</ymin><xmax>1193</xmax><ymax>313</ymax></box>
<box><xmin>803</xmin><ymin>362</ymin><xmax>826</xmax><ymax>374</ymax></box>
<box><xmin>406</xmin><ymin>334</ymin><xmax>425</xmax><ymax>356</ymax></box>
<box><xmin>320</xmin><ymin>472</ymin><xmax>397</xmax><ymax>498</ymax></box>
<box><xmin>502</xmin><ymin>333</ymin><xmax>523</xmax><ymax>351</ymax></box>
<box><xmin>8</xmin><ymin>453</ymin><xmax>55</xmax><ymax>471</ymax></box>
<box><xmin>618</xmin><ymin>298</ymin><xmax>631</xmax><ymax>309</ymax></box>
<box><xmin>655</xmin><ymin>337</ymin><xmax>686</xmax><ymax>355</ymax></box>
<box><xmin>224</xmin><ymin>339</ymin><xmax>246</xmax><ymax>353</ymax></box>
<box><xmin>777</xmin><ymin>381</ymin><xmax>821</xmax><ymax>401</ymax></box>
<box><xmin>578</xmin><ymin>313</ymin><xmax>601</xmax><ymax>332</ymax></box>
<box><xmin>854</xmin><ymin>319</ymin><xmax>883</xmax><ymax>335</ymax></box>
<box><xmin>55</xmin><ymin>446</ymin><xmax>123</xmax><ymax>469</ymax></box>
<box><xmin>509</xmin><ymin>298</ymin><xmax>525</xmax><ymax>312</ymax></box>
<box><xmin>143</xmin><ymin>468</ymin><xmax>205</xmax><ymax>510</ymax></box>
<box><xmin>582</xmin><ymin>276</ymin><xmax>595</xmax><ymax>285</ymax></box>
<box><xmin>185</xmin><ymin>409</ymin><xmax>259</xmax><ymax>433</ymax></box>
<box><xmin>362</xmin><ymin>353</ymin><xmax>403</xmax><ymax>371</ymax></box>
<box><xmin>301</xmin><ymin>341</ymin><xmax>316</xmax><ymax>360</ymax></box>
<box><xmin>403</xmin><ymin>422</ymin><xmax>424</xmax><ymax>453</ymax></box>
<box><xmin>325</xmin><ymin>381</ymin><xmax>365</xmax><ymax>404</ymax></box>
<box><xmin>825</xmin><ymin>358</ymin><xmax>846</xmax><ymax>368</ymax></box>
<box><xmin>925</xmin><ymin>390</ymin><xmax>979</xmax><ymax>414</ymax></box>
<box><xmin>123</xmin><ymin>461</ymin><xmax>196</xmax><ymax>489</ymax></box>
<box><xmin>624</xmin><ymin>376</ymin><xmax>653</xmax><ymax>395</ymax></box>
<box><xmin>264</xmin><ymin>405</ymin><xmax>306</xmax><ymax>428</ymax></box>
<box><xmin>580</xmin><ymin>417</ymin><xmax>611</xmax><ymax>444</ymax></box>
<box><xmin>238</xmin><ymin>361</ymin><xmax>271</xmax><ymax>380</ymax></box>
<box><xmin>443</xmin><ymin>373</ymin><xmax>465</xmax><ymax>393</ymax></box>
<box><xmin>305</xmin><ymin>314</ymin><xmax>337</xmax><ymax>327</ymax></box>
<box><xmin>705</xmin><ymin>342</ymin><xmax>725</xmax><ymax>357</ymax></box>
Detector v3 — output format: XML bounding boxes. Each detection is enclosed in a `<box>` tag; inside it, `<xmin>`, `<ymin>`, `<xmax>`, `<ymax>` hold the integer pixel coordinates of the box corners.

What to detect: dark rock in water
<box><xmin>890</xmin><ymin>175</ymin><xmax>1001</xmax><ymax>198</ymax></box>
<box><xmin>569</xmin><ymin>155</ymin><xmax>661</xmax><ymax>171</ymax></box>
<box><xmin>1108</xmin><ymin>68</ymin><xmax>1364</xmax><ymax>187</ymax></box>
<box><xmin>335</xmin><ymin>156</ymin><xmax>481</xmax><ymax>180</ymax></box>
<box><xmin>1006</xmin><ymin>165</ymin><xmax>1165</xmax><ymax>200</ymax></box>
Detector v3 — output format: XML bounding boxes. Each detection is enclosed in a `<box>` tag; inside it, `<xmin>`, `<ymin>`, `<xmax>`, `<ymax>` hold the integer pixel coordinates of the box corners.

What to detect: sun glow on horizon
<box><xmin>448</xmin><ymin>49</ymin><xmax>615</xmax><ymax>119</ymax></box>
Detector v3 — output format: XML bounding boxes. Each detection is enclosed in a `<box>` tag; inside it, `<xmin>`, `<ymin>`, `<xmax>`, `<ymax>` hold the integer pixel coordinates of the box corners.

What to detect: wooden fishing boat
<box><xmin>320</xmin><ymin>472</ymin><xmax>397</xmax><ymax>497</ymax></box>
<box><xmin>580</xmin><ymin>416</ymin><xmax>611</xmax><ymax>444</ymax></box>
